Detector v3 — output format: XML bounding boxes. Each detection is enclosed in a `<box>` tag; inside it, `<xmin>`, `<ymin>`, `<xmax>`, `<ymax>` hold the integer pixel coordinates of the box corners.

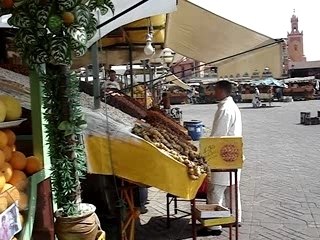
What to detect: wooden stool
<box><xmin>191</xmin><ymin>169</ymin><xmax>239</xmax><ymax>240</ymax></box>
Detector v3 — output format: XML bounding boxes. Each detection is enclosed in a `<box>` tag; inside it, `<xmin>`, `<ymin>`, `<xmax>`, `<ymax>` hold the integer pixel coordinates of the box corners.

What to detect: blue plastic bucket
<box><xmin>183</xmin><ymin>120</ymin><xmax>204</xmax><ymax>141</ymax></box>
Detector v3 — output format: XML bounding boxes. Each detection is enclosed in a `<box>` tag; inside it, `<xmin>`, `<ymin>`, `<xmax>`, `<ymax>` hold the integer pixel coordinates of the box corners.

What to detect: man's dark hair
<box><xmin>109</xmin><ymin>70</ymin><xmax>116</xmax><ymax>74</ymax></box>
<box><xmin>216</xmin><ymin>80</ymin><xmax>232</xmax><ymax>95</ymax></box>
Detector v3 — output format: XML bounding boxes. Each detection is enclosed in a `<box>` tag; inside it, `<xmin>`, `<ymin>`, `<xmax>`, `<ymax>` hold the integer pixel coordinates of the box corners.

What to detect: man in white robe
<box><xmin>198</xmin><ymin>80</ymin><xmax>243</xmax><ymax>236</ymax></box>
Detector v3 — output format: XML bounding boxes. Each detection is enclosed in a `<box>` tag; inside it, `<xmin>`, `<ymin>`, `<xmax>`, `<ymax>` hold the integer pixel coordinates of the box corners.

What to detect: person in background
<box><xmin>198</xmin><ymin>80</ymin><xmax>243</xmax><ymax>237</ymax></box>
<box><xmin>103</xmin><ymin>70</ymin><xmax>121</xmax><ymax>90</ymax></box>
<box><xmin>267</xmin><ymin>86</ymin><xmax>273</xmax><ymax>106</ymax></box>
<box><xmin>275</xmin><ymin>87</ymin><xmax>283</xmax><ymax>101</ymax></box>
<box><xmin>252</xmin><ymin>87</ymin><xmax>261</xmax><ymax>108</ymax></box>
<box><xmin>161</xmin><ymin>92</ymin><xmax>171</xmax><ymax>111</ymax></box>
<box><xmin>254</xmin><ymin>87</ymin><xmax>260</xmax><ymax>98</ymax></box>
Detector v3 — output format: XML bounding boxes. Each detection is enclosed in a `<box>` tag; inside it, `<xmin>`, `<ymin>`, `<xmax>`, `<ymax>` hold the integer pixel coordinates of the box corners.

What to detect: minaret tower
<box><xmin>287</xmin><ymin>9</ymin><xmax>306</xmax><ymax>62</ymax></box>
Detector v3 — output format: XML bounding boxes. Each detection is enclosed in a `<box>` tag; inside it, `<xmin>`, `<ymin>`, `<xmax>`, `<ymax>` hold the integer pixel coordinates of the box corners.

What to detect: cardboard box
<box><xmin>199</xmin><ymin>216</ymin><xmax>236</xmax><ymax>227</ymax></box>
<box><xmin>200</xmin><ymin>137</ymin><xmax>243</xmax><ymax>169</ymax></box>
<box><xmin>195</xmin><ymin>204</ymin><xmax>230</xmax><ymax>218</ymax></box>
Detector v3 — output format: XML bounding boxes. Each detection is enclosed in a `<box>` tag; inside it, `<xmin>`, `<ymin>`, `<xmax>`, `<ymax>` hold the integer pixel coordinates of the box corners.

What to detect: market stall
<box><xmin>1</xmin><ymin>67</ymin><xmax>206</xmax><ymax>187</ymax></box>
<box><xmin>283</xmin><ymin>77</ymin><xmax>316</xmax><ymax>100</ymax></box>
<box><xmin>0</xmin><ymin>66</ymin><xmax>208</xmax><ymax>239</ymax></box>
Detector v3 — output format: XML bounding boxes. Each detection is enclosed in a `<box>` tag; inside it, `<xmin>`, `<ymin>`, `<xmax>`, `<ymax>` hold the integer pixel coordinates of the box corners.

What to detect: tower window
<box><xmin>294</xmin><ymin>44</ymin><xmax>298</xmax><ymax>51</ymax></box>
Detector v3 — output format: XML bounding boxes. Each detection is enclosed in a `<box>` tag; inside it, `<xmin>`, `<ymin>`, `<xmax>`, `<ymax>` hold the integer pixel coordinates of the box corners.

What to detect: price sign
<box><xmin>200</xmin><ymin>137</ymin><xmax>243</xmax><ymax>169</ymax></box>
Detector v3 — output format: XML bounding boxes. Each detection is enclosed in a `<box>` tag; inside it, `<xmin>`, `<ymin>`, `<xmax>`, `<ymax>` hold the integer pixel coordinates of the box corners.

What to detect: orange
<box><xmin>0</xmin><ymin>196</ymin><xmax>7</xmax><ymax>213</ymax></box>
<box><xmin>0</xmin><ymin>172</ymin><xmax>5</xmax><ymax>191</ymax></box>
<box><xmin>0</xmin><ymin>183</ymin><xmax>20</xmax><ymax>205</ymax></box>
<box><xmin>18</xmin><ymin>191</ymin><xmax>28</xmax><ymax>211</ymax></box>
<box><xmin>2</xmin><ymin>145</ymin><xmax>12</xmax><ymax>161</ymax></box>
<box><xmin>0</xmin><ymin>150</ymin><xmax>5</xmax><ymax>167</ymax></box>
<box><xmin>3</xmin><ymin>129</ymin><xmax>16</xmax><ymax>146</ymax></box>
<box><xmin>8</xmin><ymin>170</ymin><xmax>27</xmax><ymax>191</ymax></box>
<box><xmin>9</xmin><ymin>151</ymin><xmax>27</xmax><ymax>170</ymax></box>
<box><xmin>39</xmin><ymin>0</ymin><xmax>48</xmax><ymax>5</ymax></box>
<box><xmin>0</xmin><ymin>162</ymin><xmax>13</xmax><ymax>182</ymax></box>
<box><xmin>0</xmin><ymin>130</ymin><xmax>8</xmax><ymax>149</ymax></box>
<box><xmin>1</xmin><ymin>0</ymin><xmax>14</xmax><ymax>9</ymax></box>
<box><xmin>25</xmin><ymin>156</ymin><xmax>43</xmax><ymax>175</ymax></box>
<box><xmin>19</xmin><ymin>213</ymin><xmax>24</xmax><ymax>226</ymax></box>
<box><xmin>62</xmin><ymin>12</ymin><xmax>75</xmax><ymax>26</ymax></box>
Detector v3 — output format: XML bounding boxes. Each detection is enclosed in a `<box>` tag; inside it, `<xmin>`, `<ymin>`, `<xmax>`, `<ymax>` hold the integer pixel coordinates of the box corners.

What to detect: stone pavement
<box><xmin>136</xmin><ymin>100</ymin><xmax>320</xmax><ymax>240</ymax></box>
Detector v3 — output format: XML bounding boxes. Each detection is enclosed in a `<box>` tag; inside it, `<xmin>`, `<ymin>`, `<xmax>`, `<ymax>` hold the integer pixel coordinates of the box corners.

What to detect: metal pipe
<box><xmin>129</xmin><ymin>44</ymin><xmax>134</xmax><ymax>97</ymax></box>
<box><xmin>119</xmin><ymin>40</ymin><xmax>284</xmax><ymax>92</ymax></box>
<box><xmin>142</xmin><ymin>60</ymin><xmax>147</xmax><ymax>108</ymax></box>
<box><xmin>97</xmin><ymin>0</ymin><xmax>149</xmax><ymax>29</ymax></box>
<box><xmin>91</xmin><ymin>42</ymin><xmax>101</xmax><ymax>109</ymax></box>
<box><xmin>85</xmin><ymin>65</ymin><xmax>89</xmax><ymax>83</ymax></box>
<box><xmin>149</xmin><ymin>65</ymin><xmax>154</xmax><ymax>106</ymax></box>
<box><xmin>229</xmin><ymin>171</ymin><xmax>233</xmax><ymax>240</ymax></box>
<box><xmin>235</xmin><ymin>170</ymin><xmax>239</xmax><ymax>240</ymax></box>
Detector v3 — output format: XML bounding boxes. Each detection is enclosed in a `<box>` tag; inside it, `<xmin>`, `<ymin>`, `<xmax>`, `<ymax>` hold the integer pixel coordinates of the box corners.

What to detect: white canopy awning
<box><xmin>165</xmin><ymin>0</ymin><xmax>274</xmax><ymax>63</ymax></box>
<box><xmin>88</xmin><ymin>0</ymin><xmax>176</xmax><ymax>47</ymax></box>
<box><xmin>0</xmin><ymin>1</ymin><xmax>177</xmax><ymax>45</ymax></box>
<box><xmin>165</xmin><ymin>74</ymin><xmax>191</xmax><ymax>90</ymax></box>
<box><xmin>284</xmin><ymin>76</ymin><xmax>316</xmax><ymax>83</ymax></box>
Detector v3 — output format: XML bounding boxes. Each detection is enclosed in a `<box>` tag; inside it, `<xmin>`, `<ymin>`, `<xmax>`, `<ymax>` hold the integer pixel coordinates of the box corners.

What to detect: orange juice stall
<box><xmin>80</xmin><ymin>91</ymin><xmax>208</xmax><ymax>239</ymax></box>
<box><xmin>0</xmin><ymin>68</ymin><xmax>207</xmax><ymax>240</ymax></box>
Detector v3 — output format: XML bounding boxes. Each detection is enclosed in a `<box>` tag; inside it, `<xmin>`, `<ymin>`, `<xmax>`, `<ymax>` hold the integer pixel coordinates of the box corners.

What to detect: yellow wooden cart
<box><xmin>84</xmin><ymin>134</ymin><xmax>206</xmax><ymax>240</ymax></box>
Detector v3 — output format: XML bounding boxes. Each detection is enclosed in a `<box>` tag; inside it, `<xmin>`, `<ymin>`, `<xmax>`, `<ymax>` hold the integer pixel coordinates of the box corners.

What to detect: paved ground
<box><xmin>136</xmin><ymin>100</ymin><xmax>320</xmax><ymax>240</ymax></box>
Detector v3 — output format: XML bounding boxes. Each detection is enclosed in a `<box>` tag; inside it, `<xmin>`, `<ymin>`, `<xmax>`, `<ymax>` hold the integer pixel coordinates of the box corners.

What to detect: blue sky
<box><xmin>191</xmin><ymin>0</ymin><xmax>320</xmax><ymax>61</ymax></box>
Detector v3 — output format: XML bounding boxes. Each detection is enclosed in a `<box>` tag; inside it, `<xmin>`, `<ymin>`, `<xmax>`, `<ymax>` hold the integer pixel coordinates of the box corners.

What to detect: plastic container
<box><xmin>300</xmin><ymin>112</ymin><xmax>310</xmax><ymax>124</ymax></box>
<box><xmin>183</xmin><ymin>120</ymin><xmax>204</xmax><ymax>141</ymax></box>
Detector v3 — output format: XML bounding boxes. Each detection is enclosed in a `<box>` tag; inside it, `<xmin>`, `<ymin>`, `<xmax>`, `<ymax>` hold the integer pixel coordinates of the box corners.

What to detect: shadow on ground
<box><xmin>136</xmin><ymin>217</ymin><xmax>193</xmax><ymax>240</ymax></box>
<box><xmin>238</xmin><ymin>106</ymin><xmax>281</xmax><ymax>110</ymax></box>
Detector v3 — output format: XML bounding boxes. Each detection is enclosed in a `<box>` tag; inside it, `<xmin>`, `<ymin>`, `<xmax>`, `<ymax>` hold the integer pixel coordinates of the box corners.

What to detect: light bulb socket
<box><xmin>146</xmin><ymin>33</ymin><xmax>153</xmax><ymax>42</ymax></box>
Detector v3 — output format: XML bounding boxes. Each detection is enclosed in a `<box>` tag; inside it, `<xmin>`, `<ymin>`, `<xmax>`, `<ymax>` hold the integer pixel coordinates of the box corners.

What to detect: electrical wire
<box><xmin>95</xmin><ymin>12</ymin><xmax>124</xmax><ymax>217</ymax></box>
<box><xmin>118</xmin><ymin>39</ymin><xmax>284</xmax><ymax>92</ymax></box>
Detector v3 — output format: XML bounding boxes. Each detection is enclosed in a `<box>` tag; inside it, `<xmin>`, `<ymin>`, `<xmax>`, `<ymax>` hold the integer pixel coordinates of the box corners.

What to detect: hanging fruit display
<box><xmin>62</xmin><ymin>11</ymin><xmax>75</xmax><ymax>26</ymax></box>
<box><xmin>0</xmin><ymin>0</ymin><xmax>115</xmax><ymax>67</ymax></box>
<box><xmin>1</xmin><ymin>0</ymin><xmax>116</xmax><ymax>217</ymax></box>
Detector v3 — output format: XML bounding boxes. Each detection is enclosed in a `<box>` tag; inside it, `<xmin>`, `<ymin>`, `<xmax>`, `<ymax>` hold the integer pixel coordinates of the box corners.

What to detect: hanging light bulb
<box><xmin>144</xmin><ymin>33</ymin><xmax>154</xmax><ymax>56</ymax></box>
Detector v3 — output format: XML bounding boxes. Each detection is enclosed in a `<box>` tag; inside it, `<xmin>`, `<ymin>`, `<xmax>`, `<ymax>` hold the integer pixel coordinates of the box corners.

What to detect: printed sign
<box><xmin>0</xmin><ymin>204</ymin><xmax>22</xmax><ymax>240</ymax></box>
<box><xmin>200</xmin><ymin>137</ymin><xmax>243</xmax><ymax>169</ymax></box>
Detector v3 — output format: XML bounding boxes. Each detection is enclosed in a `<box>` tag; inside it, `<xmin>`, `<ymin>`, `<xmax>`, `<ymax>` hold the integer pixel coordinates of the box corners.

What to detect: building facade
<box><xmin>171</xmin><ymin>11</ymin><xmax>319</xmax><ymax>81</ymax></box>
<box><xmin>215</xmin><ymin>42</ymin><xmax>285</xmax><ymax>80</ymax></box>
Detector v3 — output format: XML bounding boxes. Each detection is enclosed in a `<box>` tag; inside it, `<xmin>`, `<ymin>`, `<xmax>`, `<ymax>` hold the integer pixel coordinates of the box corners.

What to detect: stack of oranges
<box><xmin>0</xmin><ymin>128</ymin><xmax>43</xmax><ymax>229</ymax></box>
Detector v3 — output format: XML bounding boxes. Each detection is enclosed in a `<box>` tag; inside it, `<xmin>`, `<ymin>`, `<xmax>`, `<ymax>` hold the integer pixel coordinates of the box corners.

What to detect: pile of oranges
<box><xmin>0</xmin><ymin>128</ymin><xmax>43</xmax><ymax>229</ymax></box>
